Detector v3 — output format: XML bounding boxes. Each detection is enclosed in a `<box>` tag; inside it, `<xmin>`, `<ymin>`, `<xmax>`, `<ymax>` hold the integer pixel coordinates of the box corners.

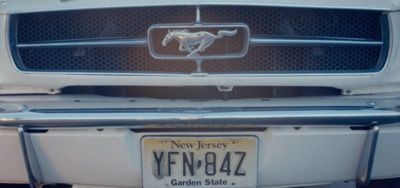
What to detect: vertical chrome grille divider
<box><xmin>194</xmin><ymin>5</ymin><xmax>204</xmax><ymax>75</ymax></box>
<box><xmin>196</xmin><ymin>5</ymin><xmax>201</xmax><ymax>24</ymax></box>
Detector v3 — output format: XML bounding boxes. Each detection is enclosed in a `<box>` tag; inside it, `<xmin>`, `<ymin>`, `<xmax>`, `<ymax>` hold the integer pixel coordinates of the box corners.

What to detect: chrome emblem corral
<box><xmin>148</xmin><ymin>24</ymin><xmax>250</xmax><ymax>61</ymax></box>
<box><xmin>161</xmin><ymin>29</ymin><xmax>238</xmax><ymax>57</ymax></box>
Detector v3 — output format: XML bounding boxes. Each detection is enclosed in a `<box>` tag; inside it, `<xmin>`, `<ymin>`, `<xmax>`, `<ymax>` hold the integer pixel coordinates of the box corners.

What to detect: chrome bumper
<box><xmin>0</xmin><ymin>94</ymin><xmax>399</xmax><ymax>188</ymax></box>
<box><xmin>0</xmin><ymin>107</ymin><xmax>398</xmax><ymax>128</ymax></box>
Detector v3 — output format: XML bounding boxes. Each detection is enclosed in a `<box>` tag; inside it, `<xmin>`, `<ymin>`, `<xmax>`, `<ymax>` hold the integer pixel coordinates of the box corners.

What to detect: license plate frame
<box><xmin>141</xmin><ymin>136</ymin><xmax>258</xmax><ymax>188</ymax></box>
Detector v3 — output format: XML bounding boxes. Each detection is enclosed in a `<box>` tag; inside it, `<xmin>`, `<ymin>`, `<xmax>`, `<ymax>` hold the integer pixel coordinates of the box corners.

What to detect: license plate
<box><xmin>141</xmin><ymin>136</ymin><xmax>258</xmax><ymax>188</ymax></box>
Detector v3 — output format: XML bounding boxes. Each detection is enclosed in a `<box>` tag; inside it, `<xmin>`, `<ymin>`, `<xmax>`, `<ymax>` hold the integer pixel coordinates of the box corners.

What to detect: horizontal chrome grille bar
<box><xmin>249</xmin><ymin>37</ymin><xmax>383</xmax><ymax>46</ymax></box>
<box><xmin>15</xmin><ymin>37</ymin><xmax>383</xmax><ymax>48</ymax></box>
<box><xmin>15</xmin><ymin>38</ymin><xmax>148</xmax><ymax>48</ymax></box>
<box><xmin>0</xmin><ymin>107</ymin><xmax>398</xmax><ymax>127</ymax></box>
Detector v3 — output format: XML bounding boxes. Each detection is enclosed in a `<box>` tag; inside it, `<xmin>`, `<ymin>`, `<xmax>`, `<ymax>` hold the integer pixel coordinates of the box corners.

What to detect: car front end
<box><xmin>0</xmin><ymin>1</ymin><xmax>399</xmax><ymax>187</ymax></box>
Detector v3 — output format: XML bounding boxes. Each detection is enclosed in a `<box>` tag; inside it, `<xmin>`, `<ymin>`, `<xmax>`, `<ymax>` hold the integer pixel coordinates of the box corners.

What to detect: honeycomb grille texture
<box><xmin>19</xmin><ymin>47</ymin><xmax>196</xmax><ymax>73</ymax></box>
<box><xmin>19</xmin><ymin>46</ymin><xmax>381</xmax><ymax>72</ymax></box>
<box><xmin>13</xmin><ymin>6</ymin><xmax>384</xmax><ymax>73</ymax></box>
<box><xmin>17</xmin><ymin>6</ymin><xmax>196</xmax><ymax>43</ymax></box>
<box><xmin>203</xmin><ymin>46</ymin><xmax>381</xmax><ymax>72</ymax></box>
<box><xmin>201</xmin><ymin>6</ymin><xmax>382</xmax><ymax>40</ymax></box>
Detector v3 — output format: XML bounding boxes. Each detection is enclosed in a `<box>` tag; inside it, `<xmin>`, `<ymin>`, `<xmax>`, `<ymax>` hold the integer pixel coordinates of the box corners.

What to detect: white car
<box><xmin>0</xmin><ymin>0</ymin><xmax>399</xmax><ymax>188</ymax></box>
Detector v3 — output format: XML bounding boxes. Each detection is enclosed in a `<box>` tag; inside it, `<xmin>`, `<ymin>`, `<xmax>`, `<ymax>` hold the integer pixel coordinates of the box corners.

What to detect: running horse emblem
<box><xmin>162</xmin><ymin>29</ymin><xmax>238</xmax><ymax>57</ymax></box>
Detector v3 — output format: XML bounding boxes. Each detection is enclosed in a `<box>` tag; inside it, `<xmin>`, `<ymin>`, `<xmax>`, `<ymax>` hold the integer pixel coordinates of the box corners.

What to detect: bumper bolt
<box><xmin>18</xmin><ymin>105</ymin><xmax>28</xmax><ymax>111</ymax></box>
<box><xmin>368</xmin><ymin>101</ymin><xmax>377</xmax><ymax>106</ymax></box>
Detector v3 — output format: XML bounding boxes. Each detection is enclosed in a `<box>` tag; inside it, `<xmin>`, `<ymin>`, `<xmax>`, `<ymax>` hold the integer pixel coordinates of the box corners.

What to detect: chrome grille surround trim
<box><xmin>2</xmin><ymin>0</ymin><xmax>399</xmax><ymax>15</ymax></box>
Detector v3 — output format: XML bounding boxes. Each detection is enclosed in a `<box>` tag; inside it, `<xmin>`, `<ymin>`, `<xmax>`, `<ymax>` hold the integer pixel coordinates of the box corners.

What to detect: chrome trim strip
<box><xmin>1</xmin><ymin>108</ymin><xmax>399</xmax><ymax>127</ymax></box>
<box><xmin>249</xmin><ymin>37</ymin><xmax>383</xmax><ymax>46</ymax></box>
<box><xmin>357</xmin><ymin>125</ymin><xmax>380</xmax><ymax>186</ymax></box>
<box><xmin>2</xmin><ymin>1</ymin><xmax>398</xmax><ymax>15</ymax></box>
<box><xmin>196</xmin><ymin>5</ymin><xmax>201</xmax><ymax>23</ymax></box>
<box><xmin>15</xmin><ymin>38</ymin><xmax>148</xmax><ymax>48</ymax></box>
<box><xmin>14</xmin><ymin>37</ymin><xmax>383</xmax><ymax>49</ymax></box>
<box><xmin>18</xmin><ymin>126</ymin><xmax>43</xmax><ymax>188</ymax></box>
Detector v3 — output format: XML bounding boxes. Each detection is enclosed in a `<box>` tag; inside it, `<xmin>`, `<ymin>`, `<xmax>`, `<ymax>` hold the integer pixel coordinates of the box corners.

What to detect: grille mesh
<box><xmin>201</xmin><ymin>6</ymin><xmax>382</xmax><ymax>40</ymax></box>
<box><xmin>12</xmin><ymin>6</ymin><xmax>385</xmax><ymax>73</ymax></box>
<box><xmin>202</xmin><ymin>46</ymin><xmax>381</xmax><ymax>72</ymax></box>
<box><xmin>18</xmin><ymin>46</ymin><xmax>381</xmax><ymax>72</ymax></box>
<box><xmin>19</xmin><ymin>47</ymin><xmax>196</xmax><ymax>73</ymax></box>
<box><xmin>17</xmin><ymin>6</ymin><xmax>196</xmax><ymax>43</ymax></box>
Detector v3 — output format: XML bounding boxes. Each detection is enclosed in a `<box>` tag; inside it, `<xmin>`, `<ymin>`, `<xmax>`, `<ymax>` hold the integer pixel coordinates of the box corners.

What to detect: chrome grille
<box><xmin>10</xmin><ymin>6</ymin><xmax>388</xmax><ymax>74</ymax></box>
